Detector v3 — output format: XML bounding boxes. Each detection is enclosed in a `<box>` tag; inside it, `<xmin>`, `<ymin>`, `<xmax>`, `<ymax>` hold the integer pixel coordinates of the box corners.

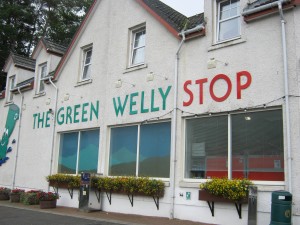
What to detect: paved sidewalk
<box><xmin>0</xmin><ymin>201</ymin><xmax>216</xmax><ymax>225</ymax></box>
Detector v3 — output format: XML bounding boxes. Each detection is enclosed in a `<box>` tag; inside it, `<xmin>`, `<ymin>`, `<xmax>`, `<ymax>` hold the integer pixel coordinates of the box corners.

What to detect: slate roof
<box><xmin>42</xmin><ymin>38</ymin><xmax>68</xmax><ymax>56</ymax></box>
<box><xmin>141</xmin><ymin>0</ymin><xmax>204</xmax><ymax>32</ymax></box>
<box><xmin>11</xmin><ymin>53</ymin><xmax>36</xmax><ymax>71</ymax></box>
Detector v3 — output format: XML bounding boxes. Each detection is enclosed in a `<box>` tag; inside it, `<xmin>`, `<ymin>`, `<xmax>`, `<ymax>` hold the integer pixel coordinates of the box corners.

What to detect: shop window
<box><xmin>38</xmin><ymin>63</ymin><xmax>47</xmax><ymax>93</ymax></box>
<box><xmin>58</xmin><ymin>129</ymin><xmax>99</xmax><ymax>174</ymax></box>
<box><xmin>217</xmin><ymin>0</ymin><xmax>241</xmax><ymax>42</ymax></box>
<box><xmin>7</xmin><ymin>75</ymin><xmax>15</xmax><ymax>102</ymax></box>
<box><xmin>81</xmin><ymin>47</ymin><xmax>93</xmax><ymax>81</ymax></box>
<box><xmin>185</xmin><ymin>110</ymin><xmax>284</xmax><ymax>181</ymax></box>
<box><xmin>129</xmin><ymin>26</ymin><xmax>146</xmax><ymax>67</ymax></box>
<box><xmin>109</xmin><ymin>122</ymin><xmax>171</xmax><ymax>178</ymax></box>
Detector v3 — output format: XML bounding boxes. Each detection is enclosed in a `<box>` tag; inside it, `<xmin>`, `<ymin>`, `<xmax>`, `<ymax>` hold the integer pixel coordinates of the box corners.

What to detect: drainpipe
<box><xmin>242</xmin><ymin>0</ymin><xmax>292</xmax><ymax>194</ymax></box>
<box><xmin>11</xmin><ymin>84</ymin><xmax>31</xmax><ymax>189</ymax></box>
<box><xmin>43</xmin><ymin>77</ymin><xmax>58</xmax><ymax>191</ymax></box>
<box><xmin>169</xmin><ymin>24</ymin><xmax>204</xmax><ymax>219</ymax></box>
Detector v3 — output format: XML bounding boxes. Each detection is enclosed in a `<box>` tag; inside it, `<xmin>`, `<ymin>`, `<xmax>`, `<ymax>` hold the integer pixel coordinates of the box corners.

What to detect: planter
<box><xmin>199</xmin><ymin>189</ymin><xmax>248</xmax><ymax>219</ymax></box>
<box><xmin>10</xmin><ymin>193</ymin><xmax>21</xmax><ymax>203</ymax></box>
<box><xmin>0</xmin><ymin>193</ymin><xmax>9</xmax><ymax>200</ymax></box>
<box><xmin>39</xmin><ymin>200</ymin><xmax>57</xmax><ymax>209</ymax></box>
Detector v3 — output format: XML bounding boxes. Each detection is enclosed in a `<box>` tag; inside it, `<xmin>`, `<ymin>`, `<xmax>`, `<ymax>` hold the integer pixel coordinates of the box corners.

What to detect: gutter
<box><xmin>169</xmin><ymin>23</ymin><xmax>204</xmax><ymax>219</ymax></box>
<box><xmin>11</xmin><ymin>83</ymin><xmax>31</xmax><ymax>189</ymax></box>
<box><xmin>243</xmin><ymin>0</ymin><xmax>293</xmax><ymax>194</ymax></box>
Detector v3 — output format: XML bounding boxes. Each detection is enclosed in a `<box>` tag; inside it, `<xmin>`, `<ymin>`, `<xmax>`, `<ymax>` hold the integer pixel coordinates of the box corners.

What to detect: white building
<box><xmin>1</xmin><ymin>0</ymin><xmax>300</xmax><ymax>224</ymax></box>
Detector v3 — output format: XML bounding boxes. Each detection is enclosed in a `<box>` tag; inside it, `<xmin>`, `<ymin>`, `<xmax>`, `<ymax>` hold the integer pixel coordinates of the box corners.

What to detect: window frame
<box><xmin>7</xmin><ymin>75</ymin><xmax>16</xmax><ymax>103</ymax></box>
<box><xmin>58</xmin><ymin>128</ymin><xmax>100</xmax><ymax>175</ymax></box>
<box><xmin>108</xmin><ymin>121</ymin><xmax>171</xmax><ymax>179</ymax></box>
<box><xmin>129</xmin><ymin>25</ymin><xmax>146</xmax><ymax>68</ymax></box>
<box><xmin>183</xmin><ymin>108</ymin><xmax>284</xmax><ymax>183</ymax></box>
<box><xmin>80</xmin><ymin>46</ymin><xmax>93</xmax><ymax>81</ymax></box>
<box><xmin>216</xmin><ymin>0</ymin><xmax>241</xmax><ymax>43</ymax></box>
<box><xmin>37</xmin><ymin>62</ymin><xmax>47</xmax><ymax>93</ymax></box>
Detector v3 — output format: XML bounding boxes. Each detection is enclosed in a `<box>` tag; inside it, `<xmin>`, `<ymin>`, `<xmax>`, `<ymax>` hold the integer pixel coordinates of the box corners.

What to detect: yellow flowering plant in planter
<box><xmin>199</xmin><ymin>177</ymin><xmax>253</xmax><ymax>201</ymax></box>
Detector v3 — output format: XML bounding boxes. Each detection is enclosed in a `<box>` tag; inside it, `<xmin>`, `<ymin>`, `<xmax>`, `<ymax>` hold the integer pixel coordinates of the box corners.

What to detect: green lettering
<box><xmin>140</xmin><ymin>91</ymin><xmax>149</xmax><ymax>114</ymax></box>
<box><xmin>33</xmin><ymin>114</ymin><xmax>38</xmax><ymax>129</ymax></box>
<box><xmin>82</xmin><ymin>103</ymin><xmax>89</xmax><ymax>122</ymax></box>
<box><xmin>74</xmin><ymin>104</ymin><xmax>80</xmax><ymax>123</ymax></box>
<box><xmin>151</xmin><ymin>89</ymin><xmax>159</xmax><ymax>112</ymax></box>
<box><xmin>90</xmin><ymin>101</ymin><xmax>99</xmax><ymax>121</ymax></box>
<box><xmin>159</xmin><ymin>86</ymin><xmax>172</xmax><ymax>110</ymax></box>
<box><xmin>45</xmin><ymin>111</ymin><xmax>51</xmax><ymax>128</ymax></box>
<box><xmin>66</xmin><ymin>106</ymin><xmax>72</xmax><ymax>124</ymax></box>
<box><xmin>38</xmin><ymin>112</ymin><xmax>45</xmax><ymax>128</ymax></box>
<box><xmin>113</xmin><ymin>96</ymin><xmax>128</xmax><ymax>117</ymax></box>
<box><xmin>57</xmin><ymin>107</ymin><xmax>65</xmax><ymax>125</ymax></box>
<box><xmin>130</xmin><ymin>92</ymin><xmax>138</xmax><ymax>115</ymax></box>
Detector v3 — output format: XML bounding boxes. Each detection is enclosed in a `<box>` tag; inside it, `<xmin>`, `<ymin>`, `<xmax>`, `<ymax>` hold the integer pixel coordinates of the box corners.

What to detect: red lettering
<box><xmin>209</xmin><ymin>74</ymin><xmax>232</xmax><ymax>102</ymax></box>
<box><xmin>183</xmin><ymin>80</ymin><xmax>193</xmax><ymax>106</ymax></box>
<box><xmin>195</xmin><ymin>78</ymin><xmax>208</xmax><ymax>104</ymax></box>
<box><xmin>237</xmin><ymin>71</ymin><xmax>252</xmax><ymax>99</ymax></box>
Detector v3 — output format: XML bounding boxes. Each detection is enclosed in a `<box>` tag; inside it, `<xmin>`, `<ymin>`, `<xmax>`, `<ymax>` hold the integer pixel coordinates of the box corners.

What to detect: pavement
<box><xmin>0</xmin><ymin>200</ymin><xmax>216</xmax><ymax>225</ymax></box>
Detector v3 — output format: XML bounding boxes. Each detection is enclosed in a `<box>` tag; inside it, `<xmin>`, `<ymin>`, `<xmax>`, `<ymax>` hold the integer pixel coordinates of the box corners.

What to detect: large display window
<box><xmin>58</xmin><ymin>129</ymin><xmax>100</xmax><ymax>174</ymax></box>
<box><xmin>185</xmin><ymin>109</ymin><xmax>284</xmax><ymax>181</ymax></box>
<box><xmin>109</xmin><ymin>122</ymin><xmax>171</xmax><ymax>178</ymax></box>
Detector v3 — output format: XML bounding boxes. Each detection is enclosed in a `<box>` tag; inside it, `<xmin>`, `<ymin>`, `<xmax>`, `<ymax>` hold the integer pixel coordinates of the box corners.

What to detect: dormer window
<box><xmin>129</xmin><ymin>25</ymin><xmax>146</xmax><ymax>67</ymax></box>
<box><xmin>38</xmin><ymin>63</ymin><xmax>47</xmax><ymax>93</ymax></box>
<box><xmin>217</xmin><ymin>0</ymin><xmax>241</xmax><ymax>42</ymax></box>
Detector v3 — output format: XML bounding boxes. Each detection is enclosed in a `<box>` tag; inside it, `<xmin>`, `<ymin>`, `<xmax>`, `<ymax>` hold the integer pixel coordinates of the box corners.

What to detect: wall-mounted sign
<box><xmin>33</xmin><ymin>101</ymin><xmax>99</xmax><ymax>129</ymax></box>
<box><xmin>183</xmin><ymin>71</ymin><xmax>252</xmax><ymax>106</ymax></box>
<box><xmin>113</xmin><ymin>86</ymin><xmax>172</xmax><ymax>117</ymax></box>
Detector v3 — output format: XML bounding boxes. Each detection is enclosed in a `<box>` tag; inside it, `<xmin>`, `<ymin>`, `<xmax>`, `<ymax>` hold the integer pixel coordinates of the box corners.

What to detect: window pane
<box><xmin>139</xmin><ymin>122</ymin><xmax>171</xmax><ymax>178</ymax></box>
<box><xmin>132</xmin><ymin>48</ymin><xmax>145</xmax><ymax>65</ymax></box>
<box><xmin>78</xmin><ymin>129</ymin><xmax>100</xmax><ymax>173</ymax></box>
<box><xmin>185</xmin><ymin>116</ymin><xmax>228</xmax><ymax>179</ymax></box>
<box><xmin>82</xmin><ymin>65</ymin><xmax>91</xmax><ymax>79</ymax></box>
<box><xmin>58</xmin><ymin>132</ymin><xmax>79</xmax><ymax>174</ymax></box>
<box><xmin>109</xmin><ymin>126</ymin><xmax>138</xmax><ymax>176</ymax></box>
<box><xmin>85</xmin><ymin>50</ymin><xmax>92</xmax><ymax>64</ymax></box>
<box><xmin>232</xmin><ymin>110</ymin><xmax>284</xmax><ymax>181</ymax></box>
<box><xmin>218</xmin><ymin>17</ymin><xmax>240</xmax><ymax>41</ymax></box>
<box><xmin>134</xmin><ymin>30</ymin><xmax>145</xmax><ymax>48</ymax></box>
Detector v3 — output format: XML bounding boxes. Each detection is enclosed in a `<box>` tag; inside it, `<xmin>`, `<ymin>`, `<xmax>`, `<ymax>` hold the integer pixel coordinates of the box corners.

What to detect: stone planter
<box><xmin>39</xmin><ymin>199</ymin><xmax>57</xmax><ymax>209</ymax></box>
<box><xmin>10</xmin><ymin>193</ymin><xmax>21</xmax><ymax>203</ymax></box>
<box><xmin>0</xmin><ymin>193</ymin><xmax>9</xmax><ymax>200</ymax></box>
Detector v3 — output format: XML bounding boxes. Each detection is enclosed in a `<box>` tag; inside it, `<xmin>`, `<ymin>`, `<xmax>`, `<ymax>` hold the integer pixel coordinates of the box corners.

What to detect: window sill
<box><xmin>4</xmin><ymin>101</ymin><xmax>14</xmax><ymax>107</ymax></box>
<box><xmin>123</xmin><ymin>63</ymin><xmax>147</xmax><ymax>74</ymax></box>
<box><xmin>208</xmin><ymin>37</ymin><xmax>246</xmax><ymax>52</ymax></box>
<box><xmin>33</xmin><ymin>92</ymin><xmax>46</xmax><ymax>98</ymax></box>
<box><xmin>75</xmin><ymin>79</ymin><xmax>92</xmax><ymax>87</ymax></box>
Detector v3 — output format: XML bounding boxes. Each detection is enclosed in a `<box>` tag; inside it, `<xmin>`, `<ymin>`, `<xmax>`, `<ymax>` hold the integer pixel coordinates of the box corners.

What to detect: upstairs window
<box><xmin>38</xmin><ymin>63</ymin><xmax>47</xmax><ymax>93</ymax></box>
<box><xmin>217</xmin><ymin>0</ymin><xmax>241</xmax><ymax>42</ymax></box>
<box><xmin>130</xmin><ymin>26</ymin><xmax>146</xmax><ymax>67</ymax></box>
<box><xmin>81</xmin><ymin>47</ymin><xmax>92</xmax><ymax>80</ymax></box>
<box><xmin>7</xmin><ymin>75</ymin><xmax>15</xmax><ymax>102</ymax></box>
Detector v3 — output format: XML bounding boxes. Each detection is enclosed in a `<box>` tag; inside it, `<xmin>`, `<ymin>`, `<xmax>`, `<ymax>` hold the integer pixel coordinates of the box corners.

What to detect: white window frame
<box><xmin>38</xmin><ymin>63</ymin><xmax>47</xmax><ymax>93</ymax></box>
<box><xmin>216</xmin><ymin>0</ymin><xmax>241</xmax><ymax>43</ymax></box>
<box><xmin>7</xmin><ymin>75</ymin><xmax>15</xmax><ymax>102</ymax></box>
<box><xmin>129</xmin><ymin>25</ymin><xmax>146</xmax><ymax>67</ymax></box>
<box><xmin>81</xmin><ymin>47</ymin><xmax>93</xmax><ymax>81</ymax></box>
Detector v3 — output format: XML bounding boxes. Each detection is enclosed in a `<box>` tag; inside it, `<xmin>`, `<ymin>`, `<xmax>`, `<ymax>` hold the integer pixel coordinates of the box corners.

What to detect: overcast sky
<box><xmin>160</xmin><ymin>0</ymin><xmax>204</xmax><ymax>16</ymax></box>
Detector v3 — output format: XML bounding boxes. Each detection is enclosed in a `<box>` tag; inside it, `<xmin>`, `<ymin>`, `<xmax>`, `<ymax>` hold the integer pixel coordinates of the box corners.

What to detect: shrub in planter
<box><xmin>21</xmin><ymin>190</ymin><xmax>41</xmax><ymax>205</ymax></box>
<box><xmin>47</xmin><ymin>174</ymin><xmax>80</xmax><ymax>188</ymax></box>
<box><xmin>0</xmin><ymin>187</ymin><xmax>11</xmax><ymax>200</ymax></box>
<box><xmin>10</xmin><ymin>188</ymin><xmax>25</xmax><ymax>202</ymax></box>
<box><xmin>199</xmin><ymin>177</ymin><xmax>253</xmax><ymax>201</ymax></box>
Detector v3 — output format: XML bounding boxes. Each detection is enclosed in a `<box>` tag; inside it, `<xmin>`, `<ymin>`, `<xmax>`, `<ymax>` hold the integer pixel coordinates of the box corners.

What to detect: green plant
<box><xmin>47</xmin><ymin>174</ymin><xmax>80</xmax><ymax>188</ymax></box>
<box><xmin>199</xmin><ymin>177</ymin><xmax>253</xmax><ymax>201</ymax></box>
<box><xmin>21</xmin><ymin>190</ymin><xmax>41</xmax><ymax>205</ymax></box>
<box><xmin>0</xmin><ymin>187</ymin><xmax>11</xmax><ymax>194</ymax></box>
<box><xmin>37</xmin><ymin>192</ymin><xmax>59</xmax><ymax>201</ymax></box>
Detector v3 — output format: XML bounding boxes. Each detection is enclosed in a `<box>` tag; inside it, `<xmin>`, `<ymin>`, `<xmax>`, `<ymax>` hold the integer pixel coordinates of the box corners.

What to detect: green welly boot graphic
<box><xmin>0</xmin><ymin>104</ymin><xmax>20</xmax><ymax>166</ymax></box>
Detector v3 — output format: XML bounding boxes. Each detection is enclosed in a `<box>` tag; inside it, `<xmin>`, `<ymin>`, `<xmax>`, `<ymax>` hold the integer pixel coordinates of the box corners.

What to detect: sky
<box><xmin>160</xmin><ymin>0</ymin><xmax>204</xmax><ymax>17</ymax></box>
